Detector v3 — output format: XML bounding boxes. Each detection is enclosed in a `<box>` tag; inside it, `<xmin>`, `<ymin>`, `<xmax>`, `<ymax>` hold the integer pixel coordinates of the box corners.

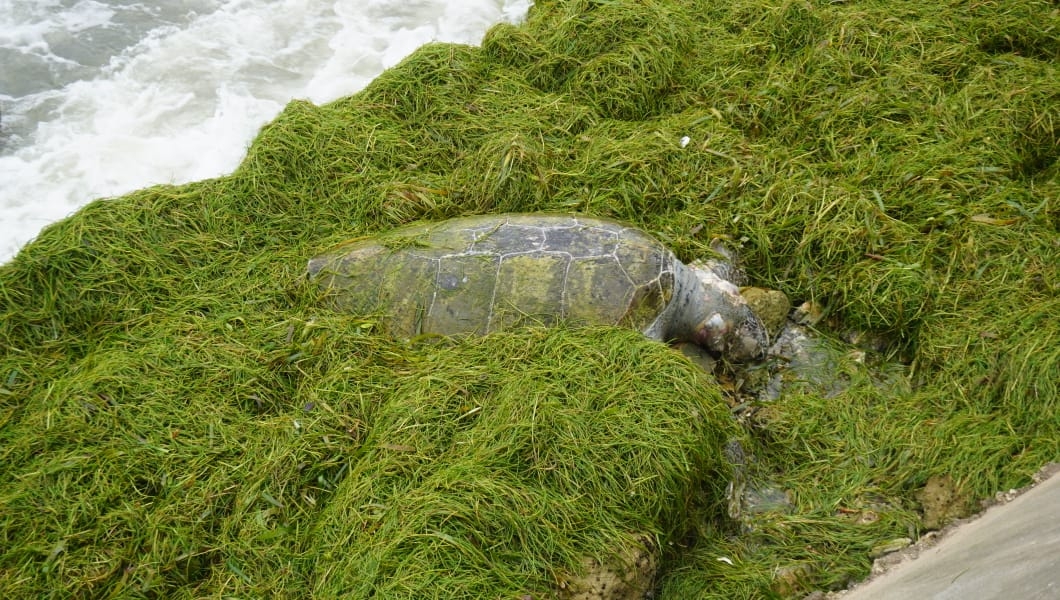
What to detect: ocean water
<box><xmin>0</xmin><ymin>0</ymin><xmax>531</xmax><ymax>263</ymax></box>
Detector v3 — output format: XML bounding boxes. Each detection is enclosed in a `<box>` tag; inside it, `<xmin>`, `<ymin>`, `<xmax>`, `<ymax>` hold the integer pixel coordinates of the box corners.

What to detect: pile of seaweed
<box><xmin>1</xmin><ymin>0</ymin><xmax>1056</xmax><ymax>597</ymax></box>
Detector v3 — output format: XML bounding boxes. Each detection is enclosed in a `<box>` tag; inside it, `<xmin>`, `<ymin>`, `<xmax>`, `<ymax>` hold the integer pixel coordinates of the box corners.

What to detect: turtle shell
<box><xmin>308</xmin><ymin>214</ymin><xmax>677</xmax><ymax>337</ymax></box>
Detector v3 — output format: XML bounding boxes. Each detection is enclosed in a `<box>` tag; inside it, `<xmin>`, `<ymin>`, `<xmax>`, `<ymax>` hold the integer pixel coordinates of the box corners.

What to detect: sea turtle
<box><xmin>308</xmin><ymin>213</ymin><xmax>767</xmax><ymax>361</ymax></box>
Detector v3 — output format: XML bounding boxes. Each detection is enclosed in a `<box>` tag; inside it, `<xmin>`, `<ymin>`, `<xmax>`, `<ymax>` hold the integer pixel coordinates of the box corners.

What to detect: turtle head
<box><xmin>682</xmin><ymin>258</ymin><xmax>768</xmax><ymax>362</ymax></box>
<box><xmin>693</xmin><ymin>305</ymin><xmax>767</xmax><ymax>361</ymax></box>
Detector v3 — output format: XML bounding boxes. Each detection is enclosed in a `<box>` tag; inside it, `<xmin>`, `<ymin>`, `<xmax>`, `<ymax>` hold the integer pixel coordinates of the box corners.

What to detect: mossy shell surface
<box><xmin>308</xmin><ymin>214</ymin><xmax>676</xmax><ymax>337</ymax></box>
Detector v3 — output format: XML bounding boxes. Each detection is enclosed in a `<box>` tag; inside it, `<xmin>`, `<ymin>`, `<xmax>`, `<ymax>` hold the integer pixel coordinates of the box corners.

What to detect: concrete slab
<box><xmin>838</xmin><ymin>464</ymin><xmax>1060</xmax><ymax>600</ymax></box>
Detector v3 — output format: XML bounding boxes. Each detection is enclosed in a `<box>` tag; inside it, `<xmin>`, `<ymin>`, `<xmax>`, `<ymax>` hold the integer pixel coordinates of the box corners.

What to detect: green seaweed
<box><xmin>2</xmin><ymin>0</ymin><xmax>1057</xmax><ymax>597</ymax></box>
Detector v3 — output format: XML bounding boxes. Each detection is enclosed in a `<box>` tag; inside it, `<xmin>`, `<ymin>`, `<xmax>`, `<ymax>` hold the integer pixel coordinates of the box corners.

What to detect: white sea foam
<box><xmin>0</xmin><ymin>0</ymin><xmax>115</xmax><ymax>57</ymax></box>
<box><xmin>0</xmin><ymin>0</ymin><xmax>531</xmax><ymax>262</ymax></box>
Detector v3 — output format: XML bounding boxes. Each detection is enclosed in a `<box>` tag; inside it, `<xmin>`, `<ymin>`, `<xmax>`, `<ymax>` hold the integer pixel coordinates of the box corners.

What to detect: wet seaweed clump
<box><xmin>2</xmin><ymin>0</ymin><xmax>1057</xmax><ymax>597</ymax></box>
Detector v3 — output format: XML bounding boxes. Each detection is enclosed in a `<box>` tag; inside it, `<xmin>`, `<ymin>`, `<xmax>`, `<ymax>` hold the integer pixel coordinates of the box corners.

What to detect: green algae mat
<box><xmin>1</xmin><ymin>0</ymin><xmax>1057</xmax><ymax>597</ymax></box>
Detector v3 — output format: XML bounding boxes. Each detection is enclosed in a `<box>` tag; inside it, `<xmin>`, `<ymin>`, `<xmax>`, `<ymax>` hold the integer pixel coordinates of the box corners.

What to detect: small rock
<box><xmin>740</xmin><ymin>287</ymin><xmax>791</xmax><ymax>340</ymax></box>
<box><xmin>773</xmin><ymin>563</ymin><xmax>814</xmax><ymax>597</ymax></box>
<box><xmin>994</xmin><ymin>488</ymin><xmax>1020</xmax><ymax>503</ymax></box>
<box><xmin>762</xmin><ymin>323</ymin><xmax>843</xmax><ymax>399</ymax></box>
<box><xmin>840</xmin><ymin>328</ymin><xmax>893</xmax><ymax>354</ymax></box>
<box><xmin>869</xmin><ymin>537</ymin><xmax>913</xmax><ymax>558</ymax></box>
<box><xmin>724</xmin><ymin>440</ymin><xmax>794</xmax><ymax>522</ymax></box>
<box><xmin>916</xmin><ymin>474</ymin><xmax>972</xmax><ymax>530</ymax></box>
<box><xmin>793</xmin><ymin>300</ymin><xmax>826</xmax><ymax>326</ymax></box>
<box><xmin>558</xmin><ymin>535</ymin><xmax>657</xmax><ymax>600</ymax></box>
<box><xmin>675</xmin><ymin>342</ymin><xmax>717</xmax><ymax>372</ymax></box>
<box><xmin>743</xmin><ymin>482</ymin><xmax>794</xmax><ymax>516</ymax></box>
